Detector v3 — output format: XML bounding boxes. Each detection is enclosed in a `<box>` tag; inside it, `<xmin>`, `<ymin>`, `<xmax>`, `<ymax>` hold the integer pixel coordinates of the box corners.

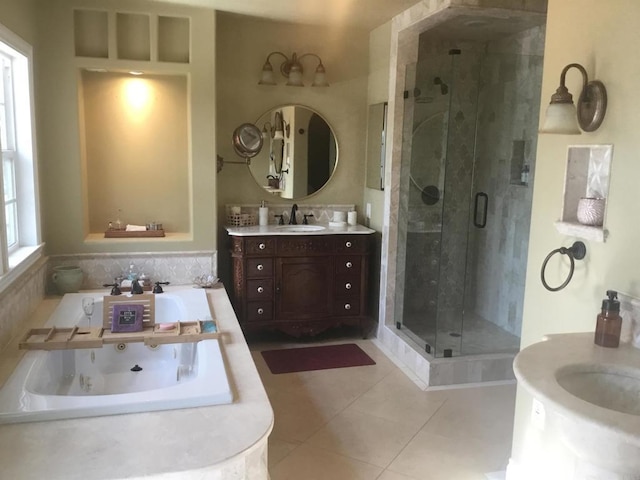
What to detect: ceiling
<box><xmin>146</xmin><ymin>0</ymin><xmax>420</xmax><ymax>29</ymax></box>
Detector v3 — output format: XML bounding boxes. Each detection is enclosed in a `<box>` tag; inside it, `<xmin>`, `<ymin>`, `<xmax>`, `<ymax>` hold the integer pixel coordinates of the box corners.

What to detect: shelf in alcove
<box><xmin>85</xmin><ymin>232</ymin><xmax>192</xmax><ymax>243</ymax></box>
<box><xmin>554</xmin><ymin>221</ymin><xmax>607</xmax><ymax>243</ymax></box>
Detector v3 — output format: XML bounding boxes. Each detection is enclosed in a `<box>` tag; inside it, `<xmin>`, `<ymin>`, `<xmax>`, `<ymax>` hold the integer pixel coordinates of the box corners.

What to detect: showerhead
<box><xmin>434</xmin><ymin>77</ymin><xmax>448</xmax><ymax>95</ymax></box>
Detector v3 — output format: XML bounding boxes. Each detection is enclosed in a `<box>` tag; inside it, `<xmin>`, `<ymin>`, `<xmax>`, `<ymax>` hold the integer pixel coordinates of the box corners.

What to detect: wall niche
<box><xmin>79</xmin><ymin>70</ymin><xmax>190</xmax><ymax>235</ymax></box>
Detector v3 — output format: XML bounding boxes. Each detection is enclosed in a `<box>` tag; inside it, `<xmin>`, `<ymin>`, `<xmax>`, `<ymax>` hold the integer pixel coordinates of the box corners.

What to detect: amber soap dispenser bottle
<box><xmin>594</xmin><ymin>290</ymin><xmax>622</xmax><ymax>348</ymax></box>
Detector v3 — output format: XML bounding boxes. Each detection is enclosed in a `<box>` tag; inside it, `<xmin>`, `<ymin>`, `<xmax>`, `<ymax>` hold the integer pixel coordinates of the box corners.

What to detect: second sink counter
<box><xmin>225</xmin><ymin>223</ymin><xmax>375</xmax><ymax>236</ymax></box>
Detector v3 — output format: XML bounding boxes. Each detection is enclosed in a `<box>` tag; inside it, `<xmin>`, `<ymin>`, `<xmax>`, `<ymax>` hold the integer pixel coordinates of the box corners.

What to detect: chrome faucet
<box><xmin>289</xmin><ymin>203</ymin><xmax>298</xmax><ymax>225</ymax></box>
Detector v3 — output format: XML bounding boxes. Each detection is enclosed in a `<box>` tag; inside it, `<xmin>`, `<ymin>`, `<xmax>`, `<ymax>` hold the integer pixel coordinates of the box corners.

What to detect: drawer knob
<box><xmin>257</xmin><ymin>308</ymin><xmax>264</xmax><ymax>315</ymax></box>
<box><xmin>257</xmin><ymin>264</ymin><xmax>264</xmax><ymax>271</ymax></box>
<box><xmin>345</xmin><ymin>261</ymin><xmax>353</xmax><ymax>268</ymax></box>
<box><xmin>345</xmin><ymin>241</ymin><xmax>352</xmax><ymax>248</ymax></box>
<box><xmin>258</xmin><ymin>243</ymin><xmax>266</xmax><ymax>250</ymax></box>
<box><xmin>344</xmin><ymin>303</ymin><xmax>351</xmax><ymax>310</ymax></box>
<box><xmin>257</xmin><ymin>286</ymin><xmax>264</xmax><ymax>293</ymax></box>
<box><xmin>345</xmin><ymin>282</ymin><xmax>352</xmax><ymax>290</ymax></box>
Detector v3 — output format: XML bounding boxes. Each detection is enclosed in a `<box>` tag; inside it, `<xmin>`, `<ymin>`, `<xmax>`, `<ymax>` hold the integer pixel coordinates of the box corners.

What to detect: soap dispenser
<box><xmin>594</xmin><ymin>290</ymin><xmax>622</xmax><ymax>348</ymax></box>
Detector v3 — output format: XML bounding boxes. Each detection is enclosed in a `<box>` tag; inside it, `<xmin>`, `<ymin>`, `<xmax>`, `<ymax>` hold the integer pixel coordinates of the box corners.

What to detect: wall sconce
<box><xmin>258</xmin><ymin>51</ymin><xmax>329</xmax><ymax>87</ymax></box>
<box><xmin>540</xmin><ymin>63</ymin><xmax>607</xmax><ymax>134</ymax></box>
<box><xmin>261</xmin><ymin>111</ymin><xmax>290</xmax><ymax>140</ymax></box>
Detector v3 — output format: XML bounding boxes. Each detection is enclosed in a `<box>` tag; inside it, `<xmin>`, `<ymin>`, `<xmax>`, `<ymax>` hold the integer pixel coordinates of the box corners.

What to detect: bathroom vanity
<box><xmin>227</xmin><ymin>225</ymin><xmax>374</xmax><ymax>337</ymax></box>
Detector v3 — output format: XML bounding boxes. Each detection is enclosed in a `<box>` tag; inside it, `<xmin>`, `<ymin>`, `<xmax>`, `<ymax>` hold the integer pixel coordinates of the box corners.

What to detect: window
<box><xmin>0</xmin><ymin>23</ymin><xmax>41</xmax><ymax>290</ymax></box>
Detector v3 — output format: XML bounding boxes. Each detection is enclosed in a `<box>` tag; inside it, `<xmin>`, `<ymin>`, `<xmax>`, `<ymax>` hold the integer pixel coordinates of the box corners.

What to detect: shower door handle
<box><xmin>473</xmin><ymin>192</ymin><xmax>488</xmax><ymax>228</ymax></box>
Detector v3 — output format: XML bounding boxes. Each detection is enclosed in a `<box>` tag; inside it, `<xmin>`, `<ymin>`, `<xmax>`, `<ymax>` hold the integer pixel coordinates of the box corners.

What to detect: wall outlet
<box><xmin>365</xmin><ymin>203</ymin><xmax>372</xmax><ymax>219</ymax></box>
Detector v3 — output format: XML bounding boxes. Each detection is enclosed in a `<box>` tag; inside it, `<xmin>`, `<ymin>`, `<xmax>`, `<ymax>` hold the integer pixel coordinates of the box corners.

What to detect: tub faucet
<box><xmin>289</xmin><ymin>203</ymin><xmax>298</xmax><ymax>225</ymax></box>
<box><xmin>131</xmin><ymin>279</ymin><xmax>144</xmax><ymax>294</ymax></box>
<box><xmin>103</xmin><ymin>281</ymin><xmax>122</xmax><ymax>296</ymax></box>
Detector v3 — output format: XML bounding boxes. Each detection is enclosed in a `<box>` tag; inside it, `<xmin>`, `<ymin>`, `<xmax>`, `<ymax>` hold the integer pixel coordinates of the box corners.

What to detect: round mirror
<box><xmin>248</xmin><ymin>105</ymin><xmax>338</xmax><ymax>199</ymax></box>
<box><xmin>232</xmin><ymin>123</ymin><xmax>264</xmax><ymax>159</ymax></box>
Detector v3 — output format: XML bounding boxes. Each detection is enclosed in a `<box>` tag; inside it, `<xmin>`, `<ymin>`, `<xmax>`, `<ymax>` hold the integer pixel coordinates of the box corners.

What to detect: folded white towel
<box><xmin>126</xmin><ymin>224</ymin><xmax>147</xmax><ymax>231</ymax></box>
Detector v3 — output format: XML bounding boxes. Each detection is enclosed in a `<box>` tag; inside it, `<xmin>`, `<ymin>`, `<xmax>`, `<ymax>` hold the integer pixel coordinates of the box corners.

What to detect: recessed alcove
<box><xmin>555</xmin><ymin>144</ymin><xmax>612</xmax><ymax>242</ymax></box>
<box><xmin>74</xmin><ymin>9</ymin><xmax>108</xmax><ymax>58</ymax></box>
<box><xmin>78</xmin><ymin>70</ymin><xmax>190</xmax><ymax>236</ymax></box>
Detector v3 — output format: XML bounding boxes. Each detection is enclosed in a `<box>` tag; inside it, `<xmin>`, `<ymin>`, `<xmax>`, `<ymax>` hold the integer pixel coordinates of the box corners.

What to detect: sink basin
<box><xmin>275</xmin><ymin>225</ymin><xmax>326</xmax><ymax>233</ymax></box>
<box><xmin>556</xmin><ymin>364</ymin><xmax>640</xmax><ymax>415</ymax></box>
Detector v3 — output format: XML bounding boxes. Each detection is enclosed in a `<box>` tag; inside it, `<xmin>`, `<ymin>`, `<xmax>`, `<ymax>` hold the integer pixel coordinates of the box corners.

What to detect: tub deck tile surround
<box><xmin>0</xmin><ymin>286</ymin><xmax>273</xmax><ymax>479</ymax></box>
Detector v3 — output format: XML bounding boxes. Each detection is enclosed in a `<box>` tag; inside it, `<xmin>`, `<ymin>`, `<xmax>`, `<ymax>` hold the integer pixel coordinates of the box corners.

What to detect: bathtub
<box><xmin>0</xmin><ymin>288</ymin><xmax>233</xmax><ymax>424</ymax></box>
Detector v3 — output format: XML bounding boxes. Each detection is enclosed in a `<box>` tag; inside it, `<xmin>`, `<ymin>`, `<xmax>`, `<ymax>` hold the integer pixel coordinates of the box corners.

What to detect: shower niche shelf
<box><xmin>555</xmin><ymin>144</ymin><xmax>612</xmax><ymax>243</ymax></box>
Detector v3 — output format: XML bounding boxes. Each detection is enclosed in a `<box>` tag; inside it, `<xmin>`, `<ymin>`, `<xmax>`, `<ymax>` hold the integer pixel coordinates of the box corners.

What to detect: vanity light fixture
<box><xmin>540</xmin><ymin>63</ymin><xmax>607</xmax><ymax>134</ymax></box>
<box><xmin>129</xmin><ymin>70</ymin><xmax>144</xmax><ymax>76</ymax></box>
<box><xmin>258</xmin><ymin>51</ymin><xmax>329</xmax><ymax>87</ymax></box>
<box><xmin>261</xmin><ymin>111</ymin><xmax>290</xmax><ymax>140</ymax></box>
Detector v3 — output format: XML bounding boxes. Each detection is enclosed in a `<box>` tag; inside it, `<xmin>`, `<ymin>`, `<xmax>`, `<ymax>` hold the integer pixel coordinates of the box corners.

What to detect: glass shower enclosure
<box><xmin>395</xmin><ymin>49</ymin><xmax>543</xmax><ymax>358</ymax></box>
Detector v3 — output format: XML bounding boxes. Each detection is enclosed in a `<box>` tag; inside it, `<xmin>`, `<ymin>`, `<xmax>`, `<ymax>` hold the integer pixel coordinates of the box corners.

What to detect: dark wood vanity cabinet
<box><xmin>230</xmin><ymin>234</ymin><xmax>372</xmax><ymax>337</ymax></box>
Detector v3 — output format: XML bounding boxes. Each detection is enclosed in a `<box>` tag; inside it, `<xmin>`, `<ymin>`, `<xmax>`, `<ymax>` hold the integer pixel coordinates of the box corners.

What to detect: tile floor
<box><xmin>248</xmin><ymin>330</ymin><xmax>516</xmax><ymax>480</ymax></box>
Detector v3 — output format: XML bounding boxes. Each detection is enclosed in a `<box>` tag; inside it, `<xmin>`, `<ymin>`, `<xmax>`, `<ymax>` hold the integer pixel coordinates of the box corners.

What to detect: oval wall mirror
<box><xmin>248</xmin><ymin>105</ymin><xmax>338</xmax><ymax>200</ymax></box>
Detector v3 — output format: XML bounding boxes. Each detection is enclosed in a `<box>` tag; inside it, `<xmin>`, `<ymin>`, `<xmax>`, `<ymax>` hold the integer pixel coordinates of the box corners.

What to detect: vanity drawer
<box><xmin>246</xmin><ymin>258</ymin><xmax>273</xmax><ymax>278</ymax></box>
<box><xmin>245</xmin><ymin>237</ymin><xmax>276</xmax><ymax>256</ymax></box>
<box><xmin>277</xmin><ymin>236</ymin><xmax>333</xmax><ymax>255</ymax></box>
<box><xmin>246</xmin><ymin>301</ymin><xmax>273</xmax><ymax>322</ymax></box>
<box><xmin>334</xmin><ymin>275</ymin><xmax>361</xmax><ymax>297</ymax></box>
<box><xmin>334</xmin><ymin>236</ymin><xmax>369</xmax><ymax>254</ymax></box>
<box><xmin>333</xmin><ymin>297</ymin><xmax>361</xmax><ymax>316</ymax></box>
<box><xmin>247</xmin><ymin>278</ymin><xmax>273</xmax><ymax>300</ymax></box>
<box><xmin>335</xmin><ymin>256</ymin><xmax>361</xmax><ymax>275</ymax></box>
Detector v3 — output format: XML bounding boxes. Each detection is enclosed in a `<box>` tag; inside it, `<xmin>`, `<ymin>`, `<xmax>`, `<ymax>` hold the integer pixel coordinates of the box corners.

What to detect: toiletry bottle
<box><xmin>259</xmin><ymin>201</ymin><xmax>269</xmax><ymax>226</ymax></box>
<box><xmin>594</xmin><ymin>290</ymin><xmax>622</xmax><ymax>348</ymax></box>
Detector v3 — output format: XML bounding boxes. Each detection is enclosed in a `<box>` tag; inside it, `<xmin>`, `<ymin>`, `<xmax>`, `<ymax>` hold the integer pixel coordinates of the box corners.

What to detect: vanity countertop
<box><xmin>0</xmin><ymin>285</ymin><xmax>273</xmax><ymax>479</ymax></box>
<box><xmin>226</xmin><ymin>223</ymin><xmax>375</xmax><ymax>236</ymax></box>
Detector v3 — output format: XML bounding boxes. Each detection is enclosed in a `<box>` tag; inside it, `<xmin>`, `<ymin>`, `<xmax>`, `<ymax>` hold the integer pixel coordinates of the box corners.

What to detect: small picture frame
<box><xmin>111</xmin><ymin>304</ymin><xmax>144</xmax><ymax>333</ymax></box>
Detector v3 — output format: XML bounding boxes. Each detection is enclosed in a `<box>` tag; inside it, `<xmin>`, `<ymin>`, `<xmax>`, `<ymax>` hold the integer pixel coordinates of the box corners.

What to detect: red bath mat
<box><xmin>261</xmin><ymin>343</ymin><xmax>376</xmax><ymax>374</ymax></box>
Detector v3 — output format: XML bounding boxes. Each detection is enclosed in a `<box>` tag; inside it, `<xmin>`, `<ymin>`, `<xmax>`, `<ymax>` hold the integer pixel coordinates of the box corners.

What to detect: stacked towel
<box><xmin>126</xmin><ymin>224</ymin><xmax>147</xmax><ymax>231</ymax></box>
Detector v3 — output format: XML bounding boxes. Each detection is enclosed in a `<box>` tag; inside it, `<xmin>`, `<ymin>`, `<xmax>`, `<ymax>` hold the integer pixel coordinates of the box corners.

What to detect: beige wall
<box><xmin>0</xmin><ymin>0</ymin><xmax>37</xmax><ymax>45</ymax></box>
<box><xmin>216</xmin><ymin>13</ymin><xmax>369</xmax><ymax>281</ymax></box>
<box><xmin>512</xmin><ymin>0</ymin><xmax>640</xmax><ymax>465</ymax></box>
<box><xmin>36</xmin><ymin>0</ymin><xmax>216</xmax><ymax>254</ymax></box>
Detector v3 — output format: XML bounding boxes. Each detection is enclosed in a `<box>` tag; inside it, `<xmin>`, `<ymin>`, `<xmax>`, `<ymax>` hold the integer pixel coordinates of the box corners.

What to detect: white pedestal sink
<box><xmin>513</xmin><ymin>333</ymin><xmax>640</xmax><ymax>479</ymax></box>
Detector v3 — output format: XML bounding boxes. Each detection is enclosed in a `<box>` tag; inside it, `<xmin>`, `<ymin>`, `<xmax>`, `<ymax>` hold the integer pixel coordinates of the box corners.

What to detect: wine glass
<box><xmin>82</xmin><ymin>298</ymin><xmax>95</xmax><ymax>327</ymax></box>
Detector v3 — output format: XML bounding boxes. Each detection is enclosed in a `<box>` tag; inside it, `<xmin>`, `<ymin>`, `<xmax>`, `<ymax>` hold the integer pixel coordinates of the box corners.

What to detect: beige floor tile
<box><xmin>268</xmin><ymin>437</ymin><xmax>299</xmax><ymax>469</ymax></box>
<box><xmin>306</xmin><ymin>408</ymin><xmax>422</xmax><ymax>468</ymax></box>
<box><xmin>421</xmin><ymin>384</ymin><xmax>516</xmax><ymax>443</ymax></box>
<box><xmin>268</xmin><ymin>387</ymin><xmax>340</xmax><ymax>443</ymax></box>
<box><xmin>377</xmin><ymin>470</ymin><xmax>422</xmax><ymax>480</ymax></box>
<box><xmin>270</xmin><ymin>443</ymin><xmax>383</xmax><ymax>480</ymax></box>
<box><xmin>347</xmin><ymin>370</ymin><xmax>446</xmax><ymax>426</ymax></box>
<box><xmin>388</xmin><ymin>430</ymin><xmax>509</xmax><ymax>479</ymax></box>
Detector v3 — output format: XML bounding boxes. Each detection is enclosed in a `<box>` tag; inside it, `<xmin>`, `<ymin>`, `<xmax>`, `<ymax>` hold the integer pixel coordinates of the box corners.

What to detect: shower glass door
<box><xmin>396</xmin><ymin>49</ymin><xmax>542</xmax><ymax>357</ymax></box>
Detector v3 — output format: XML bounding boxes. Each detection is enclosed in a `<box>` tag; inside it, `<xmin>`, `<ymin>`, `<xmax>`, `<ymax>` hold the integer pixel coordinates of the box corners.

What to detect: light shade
<box><xmin>540</xmin><ymin>102</ymin><xmax>581</xmax><ymax>135</ymax></box>
<box><xmin>311</xmin><ymin>62</ymin><xmax>329</xmax><ymax>87</ymax></box>
<box><xmin>258</xmin><ymin>61</ymin><xmax>276</xmax><ymax>86</ymax></box>
<box><xmin>285</xmin><ymin>64</ymin><xmax>304</xmax><ymax>87</ymax></box>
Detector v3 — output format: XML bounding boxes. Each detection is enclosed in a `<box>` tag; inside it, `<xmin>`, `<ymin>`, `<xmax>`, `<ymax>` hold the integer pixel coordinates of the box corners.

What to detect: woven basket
<box><xmin>227</xmin><ymin>213</ymin><xmax>256</xmax><ymax>227</ymax></box>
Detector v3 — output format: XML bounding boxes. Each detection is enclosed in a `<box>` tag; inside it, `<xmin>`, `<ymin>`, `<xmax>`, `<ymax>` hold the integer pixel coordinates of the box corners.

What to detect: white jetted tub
<box><xmin>0</xmin><ymin>288</ymin><xmax>233</xmax><ymax>424</ymax></box>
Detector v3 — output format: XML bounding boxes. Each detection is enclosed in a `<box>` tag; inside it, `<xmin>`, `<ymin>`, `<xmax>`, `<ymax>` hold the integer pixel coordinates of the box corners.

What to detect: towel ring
<box><xmin>541</xmin><ymin>241</ymin><xmax>587</xmax><ymax>292</ymax></box>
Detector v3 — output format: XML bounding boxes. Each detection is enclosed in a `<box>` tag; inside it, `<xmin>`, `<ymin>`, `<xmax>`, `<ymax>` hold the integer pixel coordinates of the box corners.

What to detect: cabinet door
<box><xmin>276</xmin><ymin>257</ymin><xmax>332</xmax><ymax>320</ymax></box>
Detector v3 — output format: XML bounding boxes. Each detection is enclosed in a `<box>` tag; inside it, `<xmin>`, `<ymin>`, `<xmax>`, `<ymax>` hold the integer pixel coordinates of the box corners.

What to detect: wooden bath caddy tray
<box><xmin>19</xmin><ymin>320</ymin><xmax>220</xmax><ymax>351</ymax></box>
<box><xmin>104</xmin><ymin>229</ymin><xmax>165</xmax><ymax>238</ymax></box>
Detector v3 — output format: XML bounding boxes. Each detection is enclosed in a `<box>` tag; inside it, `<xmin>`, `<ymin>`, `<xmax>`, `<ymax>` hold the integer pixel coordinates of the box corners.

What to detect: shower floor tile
<box><xmin>403</xmin><ymin>310</ymin><xmax>520</xmax><ymax>357</ymax></box>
